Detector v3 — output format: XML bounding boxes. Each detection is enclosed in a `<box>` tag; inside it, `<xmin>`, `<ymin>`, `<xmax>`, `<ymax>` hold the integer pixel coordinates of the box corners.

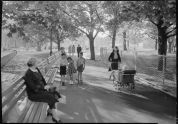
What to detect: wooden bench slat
<box><xmin>48</xmin><ymin>56</ymin><xmax>55</xmax><ymax>63</ymax></box>
<box><xmin>33</xmin><ymin>102</ymin><xmax>44</xmax><ymax>123</ymax></box>
<box><xmin>47</xmin><ymin>69</ymin><xmax>57</xmax><ymax>84</ymax></box>
<box><xmin>38</xmin><ymin>103</ymin><xmax>48</xmax><ymax>123</ymax></box>
<box><xmin>2</xmin><ymin>86</ymin><xmax>26</xmax><ymax>120</ymax></box>
<box><xmin>46</xmin><ymin>69</ymin><xmax>53</xmax><ymax>77</ymax></box>
<box><xmin>37</xmin><ymin>60</ymin><xmax>48</xmax><ymax>67</ymax></box>
<box><xmin>2</xmin><ymin>82</ymin><xmax>25</xmax><ymax>107</ymax></box>
<box><xmin>38</xmin><ymin>68</ymin><xmax>58</xmax><ymax>123</ymax></box>
<box><xmin>28</xmin><ymin>102</ymin><xmax>40</xmax><ymax>123</ymax></box>
<box><xmin>2</xmin><ymin>78</ymin><xmax>23</xmax><ymax>96</ymax></box>
<box><xmin>22</xmin><ymin>102</ymin><xmax>35</xmax><ymax>123</ymax></box>
<box><xmin>50</xmin><ymin>68</ymin><xmax>57</xmax><ymax>83</ymax></box>
<box><xmin>17</xmin><ymin>100</ymin><xmax>32</xmax><ymax>123</ymax></box>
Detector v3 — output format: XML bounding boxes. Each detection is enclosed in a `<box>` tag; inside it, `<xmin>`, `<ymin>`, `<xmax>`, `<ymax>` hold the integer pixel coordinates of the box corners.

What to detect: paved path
<box><xmin>49</xmin><ymin>66</ymin><xmax>176</xmax><ymax>123</ymax></box>
<box><xmin>83</xmin><ymin>66</ymin><xmax>176</xmax><ymax>98</ymax></box>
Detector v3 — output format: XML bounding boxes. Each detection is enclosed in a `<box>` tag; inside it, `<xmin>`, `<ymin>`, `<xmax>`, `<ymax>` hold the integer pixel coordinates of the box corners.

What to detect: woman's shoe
<box><xmin>52</xmin><ymin>117</ymin><xmax>62</xmax><ymax>123</ymax></box>
<box><xmin>47</xmin><ymin>109</ymin><xmax>52</xmax><ymax>116</ymax></box>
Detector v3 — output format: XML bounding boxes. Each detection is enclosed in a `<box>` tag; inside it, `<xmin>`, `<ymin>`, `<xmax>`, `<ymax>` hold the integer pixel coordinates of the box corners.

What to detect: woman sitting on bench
<box><xmin>23</xmin><ymin>58</ymin><xmax>62</xmax><ymax>123</ymax></box>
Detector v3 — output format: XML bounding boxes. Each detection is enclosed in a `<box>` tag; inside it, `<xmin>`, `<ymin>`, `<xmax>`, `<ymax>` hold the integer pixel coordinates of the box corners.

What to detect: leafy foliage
<box><xmin>2</xmin><ymin>1</ymin><xmax>81</xmax><ymax>48</ymax></box>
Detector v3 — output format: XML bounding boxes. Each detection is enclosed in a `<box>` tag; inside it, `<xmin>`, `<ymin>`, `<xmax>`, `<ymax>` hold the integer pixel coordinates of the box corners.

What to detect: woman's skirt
<box><xmin>111</xmin><ymin>62</ymin><xmax>118</xmax><ymax>70</ymax></box>
<box><xmin>60</xmin><ymin>66</ymin><xmax>66</xmax><ymax>75</ymax></box>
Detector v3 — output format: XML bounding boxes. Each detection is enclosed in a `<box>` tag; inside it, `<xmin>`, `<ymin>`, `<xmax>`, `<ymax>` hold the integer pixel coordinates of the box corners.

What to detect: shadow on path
<box><xmin>56</xmin><ymin>78</ymin><xmax>176</xmax><ymax>123</ymax></box>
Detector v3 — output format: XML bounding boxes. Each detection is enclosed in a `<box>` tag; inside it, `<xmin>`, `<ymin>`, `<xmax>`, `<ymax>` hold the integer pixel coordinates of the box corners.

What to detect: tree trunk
<box><xmin>112</xmin><ymin>27</ymin><xmax>117</xmax><ymax>48</ymax></box>
<box><xmin>88</xmin><ymin>35</ymin><xmax>95</xmax><ymax>60</ymax></box>
<box><xmin>173</xmin><ymin>40</ymin><xmax>176</xmax><ymax>53</ymax></box>
<box><xmin>127</xmin><ymin>40</ymin><xmax>129</xmax><ymax>50</ymax></box>
<box><xmin>37</xmin><ymin>42</ymin><xmax>41</xmax><ymax>51</ymax></box>
<box><xmin>14</xmin><ymin>40</ymin><xmax>16</xmax><ymax>48</ymax></box>
<box><xmin>57</xmin><ymin>36</ymin><xmax>61</xmax><ymax>51</ymax></box>
<box><xmin>168</xmin><ymin>40</ymin><xmax>172</xmax><ymax>53</ymax></box>
<box><xmin>155</xmin><ymin>39</ymin><xmax>158</xmax><ymax>50</ymax></box>
<box><xmin>50</xmin><ymin>29</ymin><xmax>52</xmax><ymax>56</ymax></box>
<box><xmin>157</xmin><ymin>25</ymin><xmax>167</xmax><ymax>71</ymax></box>
<box><xmin>123</xmin><ymin>31</ymin><xmax>127</xmax><ymax>51</ymax></box>
<box><xmin>56</xmin><ymin>29</ymin><xmax>61</xmax><ymax>51</ymax></box>
<box><xmin>58</xmin><ymin>40</ymin><xmax>60</xmax><ymax>51</ymax></box>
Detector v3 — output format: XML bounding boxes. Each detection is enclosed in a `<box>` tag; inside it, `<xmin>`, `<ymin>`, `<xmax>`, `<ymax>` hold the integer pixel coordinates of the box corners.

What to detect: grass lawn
<box><xmin>1</xmin><ymin>50</ymin><xmax>55</xmax><ymax>75</ymax></box>
<box><xmin>71</xmin><ymin>50</ymin><xmax>176</xmax><ymax>82</ymax></box>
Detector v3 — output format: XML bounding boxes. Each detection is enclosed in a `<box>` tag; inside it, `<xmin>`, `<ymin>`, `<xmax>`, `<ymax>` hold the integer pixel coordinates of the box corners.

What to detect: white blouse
<box><xmin>60</xmin><ymin>58</ymin><xmax>68</xmax><ymax>66</ymax></box>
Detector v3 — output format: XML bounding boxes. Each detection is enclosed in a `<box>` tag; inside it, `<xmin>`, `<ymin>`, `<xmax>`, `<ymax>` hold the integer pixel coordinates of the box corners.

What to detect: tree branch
<box><xmin>166</xmin><ymin>27</ymin><xmax>176</xmax><ymax>35</ymax></box>
<box><xmin>167</xmin><ymin>33</ymin><xmax>176</xmax><ymax>38</ymax></box>
<box><xmin>148</xmin><ymin>18</ymin><xmax>158</xmax><ymax>26</ymax></box>
<box><xmin>58</xmin><ymin>6</ymin><xmax>88</xmax><ymax>36</ymax></box>
<box><xmin>93</xmin><ymin>7</ymin><xmax>103</xmax><ymax>39</ymax></box>
<box><xmin>101</xmin><ymin>31</ymin><xmax>112</xmax><ymax>39</ymax></box>
<box><xmin>94</xmin><ymin>8</ymin><xmax>102</xmax><ymax>24</ymax></box>
<box><xmin>144</xmin><ymin>33</ymin><xmax>156</xmax><ymax>39</ymax></box>
<box><xmin>29</xmin><ymin>31</ymin><xmax>51</xmax><ymax>40</ymax></box>
<box><xmin>73</xmin><ymin>25</ymin><xmax>89</xmax><ymax>36</ymax></box>
<box><xmin>17</xmin><ymin>9</ymin><xmax>40</xmax><ymax>12</ymax></box>
<box><xmin>58</xmin><ymin>5</ymin><xmax>82</xmax><ymax>24</ymax></box>
<box><xmin>94</xmin><ymin>24</ymin><xmax>101</xmax><ymax>39</ymax></box>
<box><xmin>167</xmin><ymin>22</ymin><xmax>174</xmax><ymax>28</ymax></box>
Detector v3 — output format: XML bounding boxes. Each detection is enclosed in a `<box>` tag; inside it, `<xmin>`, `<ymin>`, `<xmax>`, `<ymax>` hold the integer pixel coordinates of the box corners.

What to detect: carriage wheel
<box><xmin>130</xmin><ymin>83</ymin><xmax>135</xmax><ymax>90</ymax></box>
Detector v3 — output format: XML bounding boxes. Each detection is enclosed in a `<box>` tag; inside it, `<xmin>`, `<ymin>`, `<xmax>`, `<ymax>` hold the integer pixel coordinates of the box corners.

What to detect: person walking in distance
<box><xmin>72</xmin><ymin>45</ymin><xmax>75</xmax><ymax>57</ymax></box>
<box><xmin>77</xmin><ymin>45</ymin><xmax>82</xmax><ymax>57</ymax></box>
<box><xmin>77</xmin><ymin>52</ymin><xmax>85</xmax><ymax>84</ymax></box>
<box><xmin>68</xmin><ymin>45</ymin><xmax>71</xmax><ymax>56</ymax></box>
<box><xmin>108</xmin><ymin>46</ymin><xmax>121</xmax><ymax>80</ymax></box>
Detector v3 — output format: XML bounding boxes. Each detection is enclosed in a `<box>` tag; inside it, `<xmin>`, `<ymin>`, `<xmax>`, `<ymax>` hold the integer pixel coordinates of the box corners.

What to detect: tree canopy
<box><xmin>2</xmin><ymin>1</ymin><xmax>176</xmax><ymax>59</ymax></box>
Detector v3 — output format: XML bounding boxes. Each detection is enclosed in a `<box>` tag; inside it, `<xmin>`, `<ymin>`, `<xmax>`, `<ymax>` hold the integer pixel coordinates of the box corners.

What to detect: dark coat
<box><xmin>108</xmin><ymin>52</ymin><xmax>121</xmax><ymax>62</ymax></box>
<box><xmin>77</xmin><ymin>46</ymin><xmax>82</xmax><ymax>53</ymax></box>
<box><xmin>23</xmin><ymin>67</ymin><xmax>47</xmax><ymax>98</ymax></box>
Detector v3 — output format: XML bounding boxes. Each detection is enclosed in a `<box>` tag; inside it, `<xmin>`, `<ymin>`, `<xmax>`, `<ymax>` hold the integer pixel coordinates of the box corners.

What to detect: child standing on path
<box><xmin>67</xmin><ymin>57</ymin><xmax>76</xmax><ymax>85</ymax></box>
<box><xmin>77</xmin><ymin>52</ymin><xmax>85</xmax><ymax>84</ymax></box>
<box><xmin>60</xmin><ymin>53</ymin><xmax>68</xmax><ymax>86</ymax></box>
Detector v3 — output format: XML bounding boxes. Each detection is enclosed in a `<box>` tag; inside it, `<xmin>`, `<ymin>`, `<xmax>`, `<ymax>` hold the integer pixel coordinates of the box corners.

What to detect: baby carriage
<box><xmin>112</xmin><ymin>69</ymin><xmax>136</xmax><ymax>91</ymax></box>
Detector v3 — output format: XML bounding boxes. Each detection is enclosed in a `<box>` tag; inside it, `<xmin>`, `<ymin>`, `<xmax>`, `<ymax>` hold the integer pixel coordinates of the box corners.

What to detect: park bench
<box><xmin>2</xmin><ymin>52</ymin><xmax>60</xmax><ymax>123</ymax></box>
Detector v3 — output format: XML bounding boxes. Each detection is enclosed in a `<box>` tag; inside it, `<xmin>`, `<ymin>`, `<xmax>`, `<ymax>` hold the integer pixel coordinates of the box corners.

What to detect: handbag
<box><xmin>48</xmin><ymin>87</ymin><xmax>62</xmax><ymax>99</ymax></box>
